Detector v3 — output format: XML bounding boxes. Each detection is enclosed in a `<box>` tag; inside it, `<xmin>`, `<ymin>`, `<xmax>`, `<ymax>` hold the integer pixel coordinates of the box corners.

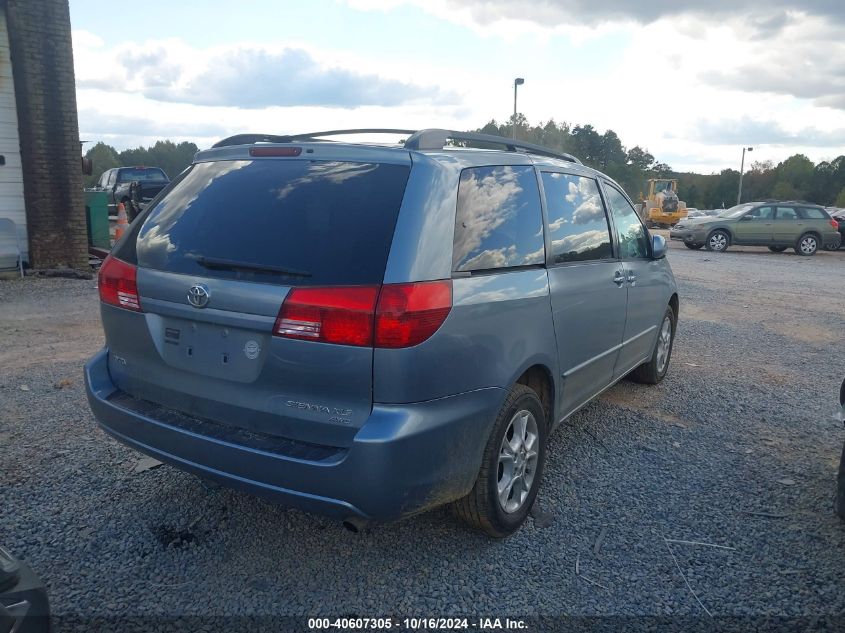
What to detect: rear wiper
<box><xmin>193</xmin><ymin>256</ymin><xmax>311</xmax><ymax>278</ymax></box>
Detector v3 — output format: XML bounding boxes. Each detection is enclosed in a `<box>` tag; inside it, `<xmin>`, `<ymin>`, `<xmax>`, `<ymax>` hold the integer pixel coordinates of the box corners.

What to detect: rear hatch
<box><xmin>103</xmin><ymin>150</ymin><xmax>411</xmax><ymax>448</ymax></box>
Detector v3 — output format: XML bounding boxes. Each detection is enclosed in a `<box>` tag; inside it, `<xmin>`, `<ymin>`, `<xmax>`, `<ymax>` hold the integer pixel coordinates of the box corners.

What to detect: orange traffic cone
<box><xmin>114</xmin><ymin>202</ymin><xmax>129</xmax><ymax>241</ymax></box>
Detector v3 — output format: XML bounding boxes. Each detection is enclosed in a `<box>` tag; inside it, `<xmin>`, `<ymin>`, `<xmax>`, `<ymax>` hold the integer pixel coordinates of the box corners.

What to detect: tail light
<box><xmin>831</xmin><ymin>219</ymin><xmax>839</xmax><ymax>229</ymax></box>
<box><xmin>274</xmin><ymin>280</ymin><xmax>452</xmax><ymax>348</ymax></box>
<box><xmin>98</xmin><ymin>255</ymin><xmax>142</xmax><ymax>311</ymax></box>
<box><xmin>275</xmin><ymin>286</ymin><xmax>379</xmax><ymax>346</ymax></box>
<box><xmin>375</xmin><ymin>281</ymin><xmax>452</xmax><ymax>348</ymax></box>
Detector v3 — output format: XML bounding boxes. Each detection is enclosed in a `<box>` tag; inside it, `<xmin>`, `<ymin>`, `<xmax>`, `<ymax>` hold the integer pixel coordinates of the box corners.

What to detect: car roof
<box><xmin>196</xmin><ymin>129</ymin><xmax>621</xmax><ymax>193</ymax></box>
<box><xmin>748</xmin><ymin>200</ymin><xmax>825</xmax><ymax>208</ymax></box>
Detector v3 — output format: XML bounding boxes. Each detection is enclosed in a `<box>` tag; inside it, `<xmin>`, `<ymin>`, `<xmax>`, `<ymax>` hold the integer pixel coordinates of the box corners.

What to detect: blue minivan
<box><xmin>85</xmin><ymin>129</ymin><xmax>679</xmax><ymax>536</ymax></box>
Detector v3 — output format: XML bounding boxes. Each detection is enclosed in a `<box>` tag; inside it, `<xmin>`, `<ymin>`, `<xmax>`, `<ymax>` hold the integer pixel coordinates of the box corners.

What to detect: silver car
<box><xmin>85</xmin><ymin>129</ymin><xmax>679</xmax><ymax>537</ymax></box>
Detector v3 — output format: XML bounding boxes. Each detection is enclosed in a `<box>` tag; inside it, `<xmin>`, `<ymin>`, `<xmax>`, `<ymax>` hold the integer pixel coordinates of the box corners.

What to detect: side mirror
<box><xmin>740</xmin><ymin>215</ymin><xmax>753</xmax><ymax>221</ymax></box>
<box><xmin>652</xmin><ymin>234</ymin><xmax>667</xmax><ymax>259</ymax></box>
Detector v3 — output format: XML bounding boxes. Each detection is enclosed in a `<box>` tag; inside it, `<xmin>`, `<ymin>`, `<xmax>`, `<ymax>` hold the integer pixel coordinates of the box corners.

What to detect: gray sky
<box><xmin>71</xmin><ymin>0</ymin><xmax>845</xmax><ymax>172</ymax></box>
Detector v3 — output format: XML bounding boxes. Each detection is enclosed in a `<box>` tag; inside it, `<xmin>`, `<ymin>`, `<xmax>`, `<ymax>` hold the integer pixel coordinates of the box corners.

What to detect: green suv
<box><xmin>670</xmin><ymin>202</ymin><xmax>840</xmax><ymax>255</ymax></box>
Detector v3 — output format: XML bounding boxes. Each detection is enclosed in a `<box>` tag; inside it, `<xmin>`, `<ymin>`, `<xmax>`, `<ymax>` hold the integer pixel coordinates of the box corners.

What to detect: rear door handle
<box><xmin>613</xmin><ymin>271</ymin><xmax>625</xmax><ymax>286</ymax></box>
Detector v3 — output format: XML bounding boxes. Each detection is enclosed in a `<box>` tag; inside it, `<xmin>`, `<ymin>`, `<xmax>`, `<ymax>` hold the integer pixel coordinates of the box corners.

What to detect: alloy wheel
<box><xmin>497</xmin><ymin>410</ymin><xmax>540</xmax><ymax>514</ymax></box>
<box><xmin>656</xmin><ymin>316</ymin><xmax>672</xmax><ymax>374</ymax></box>
<box><xmin>800</xmin><ymin>236</ymin><xmax>817</xmax><ymax>255</ymax></box>
<box><xmin>708</xmin><ymin>233</ymin><xmax>727</xmax><ymax>251</ymax></box>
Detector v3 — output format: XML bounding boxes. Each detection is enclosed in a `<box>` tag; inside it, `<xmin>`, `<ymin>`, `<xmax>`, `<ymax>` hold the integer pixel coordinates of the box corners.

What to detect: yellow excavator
<box><xmin>637</xmin><ymin>179</ymin><xmax>688</xmax><ymax>228</ymax></box>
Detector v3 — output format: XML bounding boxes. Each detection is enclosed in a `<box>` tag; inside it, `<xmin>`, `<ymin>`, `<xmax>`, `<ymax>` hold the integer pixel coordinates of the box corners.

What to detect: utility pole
<box><xmin>736</xmin><ymin>146</ymin><xmax>753</xmax><ymax>205</ymax></box>
<box><xmin>512</xmin><ymin>77</ymin><xmax>524</xmax><ymax>139</ymax></box>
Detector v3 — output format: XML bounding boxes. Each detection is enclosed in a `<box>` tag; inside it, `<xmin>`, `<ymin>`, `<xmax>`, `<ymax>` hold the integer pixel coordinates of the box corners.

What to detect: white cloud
<box><xmin>72</xmin><ymin>2</ymin><xmax>845</xmax><ymax>174</ymax></box>
<box><xmin>75</xmin><ymin>37</ymin><xmax>456</xmax><ymax>109</ymax></box>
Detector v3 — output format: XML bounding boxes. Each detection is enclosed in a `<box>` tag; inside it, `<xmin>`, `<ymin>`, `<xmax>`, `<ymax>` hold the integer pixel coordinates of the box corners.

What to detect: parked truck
<box><xmin>94</xmin><ymin>166</ymin><xmax>170</xmax><ymax>220</ymax></box>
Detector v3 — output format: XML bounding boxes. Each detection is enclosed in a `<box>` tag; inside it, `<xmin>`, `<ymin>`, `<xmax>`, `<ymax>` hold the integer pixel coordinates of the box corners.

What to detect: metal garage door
<box><xmin>0</xmin><ymin>10</ymin><xmax>27</xmax><ymax>266</ymax></box>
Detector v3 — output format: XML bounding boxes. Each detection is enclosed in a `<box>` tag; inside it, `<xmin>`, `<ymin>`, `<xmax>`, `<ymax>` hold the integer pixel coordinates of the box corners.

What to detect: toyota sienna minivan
<box><xmin>85</xmin><ymin>129</ymin><xmax>679</xmax><ymax>537</ymax></box>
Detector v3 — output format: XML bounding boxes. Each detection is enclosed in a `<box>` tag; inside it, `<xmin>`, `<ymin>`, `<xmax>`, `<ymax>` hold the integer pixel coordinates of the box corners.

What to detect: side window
<box><xmin>453</xmin><ymin>165</ymin><xmax>545</xmax><ymax>272</ymax></box>
<box><xmin>776</xmin><ymin>207</ymin><xmax>798</xmax><ymax>220</ymax></box>
<box><xmin>604</xmin><ymin>184</ymin><xmax>650</xmax><ymax>259</ymax></box>
<box><xmin>745</xmin><ymin>206</ymin><xmax>773</xmax><ymax>220</ymax></box>
<box><xmin>107</xmin><ymin>170</ymin><xmax>117</xmax><ymax>186</ymax></box>
<box><xmin>798</xmin><ymin>207</ymin><xmax>826</xmax><ymax>220</ymax></box>
<box><xmin>540</xmin><ymin>172</ymin><xmax>613</xmax><ymax>263</ymax></box>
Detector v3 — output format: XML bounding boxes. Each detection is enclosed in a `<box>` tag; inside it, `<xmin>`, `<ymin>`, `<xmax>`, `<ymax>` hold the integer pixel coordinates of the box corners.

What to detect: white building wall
<box><xmin>0</xmin><ymin>10</ymin><xmax>27</xmax><ymax>265</ymax></box>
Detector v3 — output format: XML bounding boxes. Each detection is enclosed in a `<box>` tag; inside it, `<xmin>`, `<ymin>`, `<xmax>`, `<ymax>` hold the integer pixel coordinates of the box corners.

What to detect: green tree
<box><xmin>685</xmin><ymin>184</ymin><xmax>700</xmax><ymax>208</ymax></box>
<box><xmin>771</xmin><ymin>181</ymin><xmax>798</xmax><ymax>200</ymax></box>
<box><xmin>775</xmin><ymin>154</ymin><xmax>814</xmax><ymax>200</ymax></box>
<box><xmin>627</xmin><ymin>146</ymin><xmax>654</xmax><ymax>171</ymax></box>
<box><xmin>119</xmin><ymin>140</ymin><xmax>198</xmax><ymax>180</ymax></box>
<box><xmin>835</xmin><ymin>187</ymin><xmax>845</xmax><ymax>207</ymax></box>
<box><xmin>84</xmin><ymin>142</ymin><xmax>120</xmax><ymax>187</ymax></box>
<box><xmin>570</xmin><ymin>124</ymin><xmax>603</xmax><ymax>167</ymax></box>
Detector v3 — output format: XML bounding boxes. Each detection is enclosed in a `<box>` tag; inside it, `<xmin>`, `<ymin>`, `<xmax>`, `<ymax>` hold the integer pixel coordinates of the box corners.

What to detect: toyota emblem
<box><xmin>187</xmin><ymin>284</ymin><xmax>210</xmax><ymax>308</ymax></box>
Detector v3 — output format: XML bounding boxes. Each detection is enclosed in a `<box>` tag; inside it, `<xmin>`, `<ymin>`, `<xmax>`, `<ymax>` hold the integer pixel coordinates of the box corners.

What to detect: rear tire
<box><xmin>684</xmin><ymin>243</ymin><xmax>703</xmax><ymax>250</ymax></box>
<box><xmin>453</xmin><ymin>384</ymin><xmax>547</xmax><ymax>538</ymax></box>
<box><xmin>795</xmin><ymin>233</ymin><xmax>819</xmax><ymax>256</ymax></box>
<box><xmin>631</xmin><ymin>305</ymin><xmax>676</xmax><ymax>385</ymax></box>
<box><xmin>768</xmin><ymin>246</ymin><xmax>787</xmax><ymax>253</ymax></box>
<box><xmin>836</xmin><ymin>441</ymin><xmax>845</xmax><ymax>521</ymax></box>
<box><xmin>705</xmin><ymin>230</ymin><xmax>730</xmax><ymax>252</ymax></box>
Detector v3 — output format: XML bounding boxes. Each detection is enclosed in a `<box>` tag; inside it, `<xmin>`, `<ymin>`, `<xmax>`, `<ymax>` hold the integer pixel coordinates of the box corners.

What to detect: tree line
<box><xmin>83</xmin><ymin>140</ymin><xmax>199</xmax><ymax>187</ymax></box>
<box><xmin>84</xmin><ymin>123</ymin><xmax>845</xmax><ymax>209</ymax></box>
<box><xmin>480</xmin><ymin>118</ymin><xmax>845</xmax><ymax>208</ymax></box>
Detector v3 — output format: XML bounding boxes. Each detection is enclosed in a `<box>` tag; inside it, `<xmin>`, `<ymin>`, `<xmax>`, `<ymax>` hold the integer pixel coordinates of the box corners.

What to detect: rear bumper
<box><xmin>84</xmin><ymin>348</ymin><xmax>504</xmax><ymax>521</ymax></box>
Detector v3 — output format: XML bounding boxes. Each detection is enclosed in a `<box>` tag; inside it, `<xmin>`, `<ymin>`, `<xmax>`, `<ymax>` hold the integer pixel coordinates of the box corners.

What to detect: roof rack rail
<box><xmin>403</xmin><ymin>128</ymin><xmax>582</xmax><ymax>164</ymax></box>
<box><xmin>211</xmin><ymin>128</ymin><xmax>582</xmax><ymax>164</ymax></box>
<box><xmin>212</xmin><ymin>129</ymin><xmax>416</xmax><ymax>149</ymax></box>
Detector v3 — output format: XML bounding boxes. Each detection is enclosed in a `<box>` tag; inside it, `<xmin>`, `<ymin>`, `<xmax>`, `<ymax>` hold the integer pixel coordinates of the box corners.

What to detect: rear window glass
<box><xmin>118</xmin><ymin>168</ymin><xmax>168</xmax><ymax>182</ymax></box>
<box><xmin>452</xmin><ymin>165</ymin><xmax>545</xmax><ymax>272</ymax></box>
<box><xmin>135</xmin><ymin>160</ymin><xmax>410</xmax><ymax>285</ymax></box>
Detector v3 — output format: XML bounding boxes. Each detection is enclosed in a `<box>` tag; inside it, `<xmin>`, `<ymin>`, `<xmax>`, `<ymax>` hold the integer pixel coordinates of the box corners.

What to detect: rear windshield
<box><xmin>118</xmin><ymin>168</ymin><xmax>168</xmax><ymax>182</ymax></box>
<box><xmin>134</xmin><ymin>159</ymin><xmax>410</xmax><ymax>286</ymax></box>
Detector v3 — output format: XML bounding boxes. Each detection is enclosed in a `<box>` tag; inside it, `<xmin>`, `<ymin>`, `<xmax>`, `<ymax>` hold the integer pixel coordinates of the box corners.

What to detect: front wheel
<box><xmin>768</xmin><ymin>246</ymin><xmax>787</xmax><ymax>253</ymax></box>
<box><xmin>706</xmin><ymin>230</ymin><xmax>730</xmax><ymax>252</ymax></box>
<box><xmin>453</xmin><ymin>384</ymin><xmax>547</xmax><ymax>538</ymax></box>
<box><xmin>631</xmin><ymin>305</ymin><xmax>676</xmax><ymax>385</ymax></box>
<box><xmin>795</xmin><ymin>233</ymin><xmax>819</xmax><ymax>256</ymax></box>
<box><xmin>684</xmin><ymin>243</ymin><xmax>703</xmax><ymax>250</ymax></box>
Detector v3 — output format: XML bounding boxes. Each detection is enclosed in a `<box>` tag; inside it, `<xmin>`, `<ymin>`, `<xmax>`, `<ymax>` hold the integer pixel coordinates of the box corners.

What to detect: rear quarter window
<box><xmin>452</xmin><ymin>165</ymin><xmax>545</xmax><ymax>272</ymax></box>
<box><xmin>797</xmin><ymin>207</ymin><xmax>828</xmax><ymax>220</ymax></box>
<box><xmin>133</xmin><ymin>159</ymin><xmax>411</xmax><ymax>286</ymax></box>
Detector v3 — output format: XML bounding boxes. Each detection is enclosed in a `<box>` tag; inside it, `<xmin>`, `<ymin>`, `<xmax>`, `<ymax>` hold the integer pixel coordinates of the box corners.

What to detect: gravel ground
<box><xmin>1</xmin><ymin>243</ymin><xmax>844</xmax><ymax>632</ymax></box>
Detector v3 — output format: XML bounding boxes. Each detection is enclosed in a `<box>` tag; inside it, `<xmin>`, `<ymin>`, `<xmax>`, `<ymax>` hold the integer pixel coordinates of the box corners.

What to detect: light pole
<box><xmin>736</xmin><ymin>146</ymin><xmax>753</xmax><ymax>205</ymax></box>
<box><xmin>512</xmin><ymin>77</ymin><xmax>524</xmax><ymax>139</ymax></box>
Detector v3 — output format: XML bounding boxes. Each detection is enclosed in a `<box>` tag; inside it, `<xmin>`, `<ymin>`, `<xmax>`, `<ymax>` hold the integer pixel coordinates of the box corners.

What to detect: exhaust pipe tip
<box><xmin>342</xmin><ymin>518</ymin><xmax>368</xmax><ymax>533</ymax></box>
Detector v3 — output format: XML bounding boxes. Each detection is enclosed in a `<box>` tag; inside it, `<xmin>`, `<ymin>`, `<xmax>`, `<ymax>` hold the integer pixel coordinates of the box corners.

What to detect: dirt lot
<box><xmin>1</xmin><ymin>241</ymin><xmax>844</xmax><ymax>631</ymax></box>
